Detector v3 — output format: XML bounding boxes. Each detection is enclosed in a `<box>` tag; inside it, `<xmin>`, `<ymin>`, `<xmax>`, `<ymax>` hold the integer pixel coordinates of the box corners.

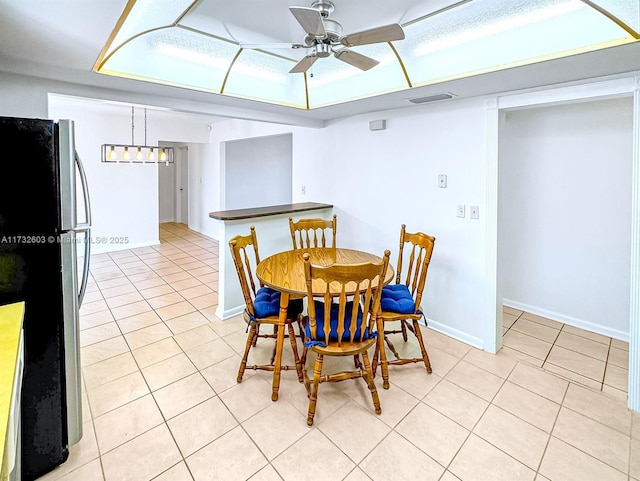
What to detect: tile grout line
<box><xmin>81</xmin><ymin>224</ymin><xmax>219</xmax><ymax>481</ymax></box>
<box><xmin>533</xmin><ymin>377</ymin><xmax>570</xmax><ymax>478</ymax></box>
<box><xmin>502</xmin><ymin>307</ymin><xmax>628</xmax><ymax>401</ymax></box>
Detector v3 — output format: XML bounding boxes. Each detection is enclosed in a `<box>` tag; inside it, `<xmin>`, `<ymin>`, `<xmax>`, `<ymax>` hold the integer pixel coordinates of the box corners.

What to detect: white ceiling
<box><xmin>1</xmin><ymin>0</ymin><xmax>640</xmax><ymax>123</ymax></box>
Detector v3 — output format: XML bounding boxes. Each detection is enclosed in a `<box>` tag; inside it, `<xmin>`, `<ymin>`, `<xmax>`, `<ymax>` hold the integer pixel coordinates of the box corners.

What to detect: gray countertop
<box><xmin>209</xmin><ymin>202</ymin><xmax>333</xmax><ymax>221</ymax></box>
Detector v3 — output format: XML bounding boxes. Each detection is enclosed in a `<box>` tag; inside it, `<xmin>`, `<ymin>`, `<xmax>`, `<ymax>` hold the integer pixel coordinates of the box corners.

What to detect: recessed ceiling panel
<box><xmin>223</xmin><ymin>50</ymin><xmax>308</xmax><ymax>108</ymax></box>
<box><xmin>587</xmin><ymin>0</ymin><xmax>640</xmax><ymax>35</ymax></box>
<box><xmin>95</xmin><ymin>0</ymin><xmax>640</xmax><ymax>110</ymax></box>
<box><xmin>306</xmin><ymin>43</ymin><xmax>409</xmax><ymax>107</ymax></box>
<box><xmin>100</xmin><ymin>27</ymin><xmax>239</xmax><ymax>93</ymax></box>
<box><xmin>396</xmin><ymin>0</ymin><xmax>633</xmax><ymax>88</ymax></box>
<box><xmin>104</xmin><ymin>0</ymin><xmax>193</xmax><ymax>59</ymax></box>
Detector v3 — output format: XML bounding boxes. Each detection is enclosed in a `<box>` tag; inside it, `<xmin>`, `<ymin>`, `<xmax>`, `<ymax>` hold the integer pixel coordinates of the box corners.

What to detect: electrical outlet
<box><xmin>470</xmin><ymin>205</ymin><xmax>479</xmax><ymax>219</ymax></box>
<box><xmin>438</xmin><ymin>174</ymin><xmax>447</xmax><ymax>188</ymax></box>
<box><xmin>457</xmin><ymin>204</ymin><xmax>465</xmax><ymax>218</ymax></box>
<box><xmin>301</xmin><ymin>185</ymin><xmax>306</xmax><ymax>195</ymax></box>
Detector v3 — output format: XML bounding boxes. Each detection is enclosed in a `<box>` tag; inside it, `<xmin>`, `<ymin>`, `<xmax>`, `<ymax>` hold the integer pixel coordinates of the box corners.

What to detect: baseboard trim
<box><xmin>424</xmin><ymin>317</ymin><xmax>484</xmax><ymax>350</ymax></box>
<box><xmin>91</xmin><ymin>239</ymin><xmax>160</xmax><ymax>255</ymax></box>
<box><xmin>215</xmin><ymin>305</ymin><xmax>244</xmax><ymax>321</ymax></box>
<box><xmin>503</xmin><ymin>298</ymin><xmax>629</xmax><ymax>342</ymax></box>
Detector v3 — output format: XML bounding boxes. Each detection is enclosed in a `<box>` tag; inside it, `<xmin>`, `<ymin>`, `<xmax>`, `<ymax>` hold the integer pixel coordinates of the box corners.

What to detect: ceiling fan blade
<box><xmin>289</xmin><ymin>6</ymin><xmax>326</xmax><ymax>37</ymax></box>
<box><xmin>240</xmin><ymin>43</ymin><xmax>305</xmax><ymax>50</ymax></box>
<box><xmin>333</xmin><ymin>49</ymin><xmax>379</xmax><ymax>71</ymax></box>
<box><xmin>340</xmin><ymin>24</ymin><xmax>405</xmax><ymax>47</ymax></box>
<box><xmin>289</xmin><ymin>55</ymin><xmax>318</xmax><ymax>73</ymax></box>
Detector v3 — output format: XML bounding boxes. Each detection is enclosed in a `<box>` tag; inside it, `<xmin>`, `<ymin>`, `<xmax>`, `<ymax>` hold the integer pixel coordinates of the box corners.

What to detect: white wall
<box><xmin>0</xmin><ymin>71</ymin><xmax>50</xmax><ymax>118</ymax></box>
<box><xmin>306</xmin><ymin>99</ymin><xmax>489</xmax><ymax>346</ymax></box>
<box><xmin>46</xmin><ymin>95</ymin><xmax>211</xmax><ymax>253</ymax></box>
<box><xmin>188</xmin><ymin>141</ymin><xmax>222</xmax><ymax>238</ymax></box>
<box><xmin>192</xmin><ymin>119</ymin><xmax>316</xmax><ymax>240</ymax></box>
<box><xmin>498</xmin><ymin>97</ymin><xmax>633</xmax><ymax>339</ymax></box>
<box><xmin>223</xmin><ymin>133</ymin><xmax>292</xmax><ymax>210</ymax></box>
<box><xmin>1</xmin><ymin>67</ymin><xmax>634</xmax><ymax>351</ymax></box>
<box><xmin>199</xmin><ymin>100</ymin><xmax>489</xmax><ymax>345</ymax></box>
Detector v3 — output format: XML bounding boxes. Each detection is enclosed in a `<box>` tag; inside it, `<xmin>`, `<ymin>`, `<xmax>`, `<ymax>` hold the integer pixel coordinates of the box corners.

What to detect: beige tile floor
<box><xmin>502</xmin><ymin>306</ymin><xmax>630</xmax><ymax>401</ymax></box>
<box><xmin>36</xmin><ymin>222</ymin><xmax>640</xmax><ymax>481</ymax></box>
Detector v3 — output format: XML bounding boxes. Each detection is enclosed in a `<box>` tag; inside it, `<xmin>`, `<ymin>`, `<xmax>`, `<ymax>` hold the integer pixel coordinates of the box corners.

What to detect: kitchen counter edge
<box><xmin>209</xmin><ymin>202</ymin><xmax>333</xmax><ymax>221</ymax></box>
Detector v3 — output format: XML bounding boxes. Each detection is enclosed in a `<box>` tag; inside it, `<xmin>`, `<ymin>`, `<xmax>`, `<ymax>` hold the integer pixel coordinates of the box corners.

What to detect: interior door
<box><xmin>178</xmin><ymin>146</ymin><xmax>188</xmax><ymax>224</ymax></box>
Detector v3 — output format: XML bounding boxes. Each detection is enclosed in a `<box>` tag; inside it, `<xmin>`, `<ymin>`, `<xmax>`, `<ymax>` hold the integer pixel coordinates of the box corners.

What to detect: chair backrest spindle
<box><xmin>394</xmin><ymin>225</ymin><xmax>435</xmax><ymax>312</ymax></box>
<box><xmin>229</xmin><ymin>225</ymin><xmax>262</xmax><ymax>318</ymax></box>
<box><xmin>289</xmin><ymin>214</ymin><xmax>337</xmax><ymax>249</ymax></box>
<box><xmin>303</xmin><ymin>250</ymin><xmax>390</xmax><ymax>348</ymax></box>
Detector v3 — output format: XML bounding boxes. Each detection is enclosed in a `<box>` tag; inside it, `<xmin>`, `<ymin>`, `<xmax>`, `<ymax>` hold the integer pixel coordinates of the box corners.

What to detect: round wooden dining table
<box><xmin>256</xmin><ymin>247</ymin><xmax>394</xmax><ymax>401</ymax></box>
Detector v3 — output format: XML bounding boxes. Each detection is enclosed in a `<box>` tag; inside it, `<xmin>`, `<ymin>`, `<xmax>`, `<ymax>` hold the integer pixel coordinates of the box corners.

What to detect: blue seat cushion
<box><xmin>381</xmin><ymin>284</ymin><xmax>416</xmax><ymax>314</ymax></box>
<box><xmin>253</xmin><ymin>287</ymin><xmax>303</xmax><ymax>319</ymax></box>
<box><xmin>305</xmin><ymin>301</ymin><xmax>372</xmax><ymax>345</ymax></box>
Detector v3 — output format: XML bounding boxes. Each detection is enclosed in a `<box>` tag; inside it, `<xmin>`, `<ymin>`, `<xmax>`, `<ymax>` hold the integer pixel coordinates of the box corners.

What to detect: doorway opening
<box><xmin>158</xmin><ymin>143</ymin><xmax>189</xmax><ymax>225</ymax></box>
<box><xmin>497</xmin><ymin>96</ymin><xmax>633</xmax><ymax>399</ymax></box>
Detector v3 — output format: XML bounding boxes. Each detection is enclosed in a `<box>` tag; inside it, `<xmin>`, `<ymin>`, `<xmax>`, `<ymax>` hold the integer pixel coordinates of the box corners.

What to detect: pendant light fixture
<box><xmin>101</xmin><ymin>106</ymin><xmax>174</xmax><ymax>165</ymax></box>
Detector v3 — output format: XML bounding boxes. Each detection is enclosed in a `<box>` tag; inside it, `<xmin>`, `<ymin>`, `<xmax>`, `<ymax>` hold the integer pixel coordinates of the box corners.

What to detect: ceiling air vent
<box><xmin>408</xmin><ymin>93</ymin><xmax>456</xmax><ymax>104</ymax></box>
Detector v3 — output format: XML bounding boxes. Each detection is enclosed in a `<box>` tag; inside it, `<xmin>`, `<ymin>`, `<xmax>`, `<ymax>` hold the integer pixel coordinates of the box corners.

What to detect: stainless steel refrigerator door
<box><xmin>57</xmin><ymin>119</ymin><xmax>90</xmax><ymax>447</ymax></box>
<box><xmin>57</xmin><ymin>120</ymin><xmax>76</xmax><ymax>232</ymax></box>
<box><xmin>59</xmin><ymin>231</ymin><xmax>82</xmax><ymax>446</ymax></box>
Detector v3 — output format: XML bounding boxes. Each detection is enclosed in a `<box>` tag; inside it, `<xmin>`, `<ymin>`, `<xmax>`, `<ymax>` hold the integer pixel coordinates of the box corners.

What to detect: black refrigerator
<box><xmin>0</xmin><ymin>117</ymin><xmax>91</xmax><ymax>480</ymax></box>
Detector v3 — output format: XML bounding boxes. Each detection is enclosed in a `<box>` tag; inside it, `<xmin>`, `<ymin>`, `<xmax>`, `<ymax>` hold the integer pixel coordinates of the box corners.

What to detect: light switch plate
<box><xmin>470</xmin><ymin>205</ymin><xmax>479</xmax><ymax>219</ymax></box>
<box><xmin>438</xmin><ymin>174</ymin><xmax>447</xmax><ymax>188</ymax></box>
<box><xmin>457</xmin><ymin>204</ymin><xmax>465</xmax><ymax>218</ymax></box>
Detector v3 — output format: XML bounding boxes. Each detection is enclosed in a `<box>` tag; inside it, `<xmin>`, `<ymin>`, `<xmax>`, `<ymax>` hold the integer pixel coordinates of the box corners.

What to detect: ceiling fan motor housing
<box><xmin>311</xmin><ymin>0</ymin><xmax>335</xmax><ymax>17</ymax></box>
<box><xmin>322</xmin><ymin>19</ymin><xmax>343</xmax><ymax>43</ymax></box>
<box><xmin>314</xmin><ymin>43</ymin><xmax>331</xmax><ymax>58</ymax></box>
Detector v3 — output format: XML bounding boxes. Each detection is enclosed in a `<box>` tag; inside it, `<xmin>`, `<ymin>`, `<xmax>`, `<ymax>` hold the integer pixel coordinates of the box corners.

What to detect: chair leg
<box><xmin>297</xmin><ymin>315</ymin><xmax>305</xmax><ymax>340</ymax></box>
<box><xmin>237</xmin><ymin>323</ymin><xmax>257</xmax><ymax>383</ymax></box>
<box><xmin>353</xmin><ymin>354</ymin><xmax>363</xmax><ymax>369</ymax></box>
<box><xmin>400</xmin><ymin>319</ymin><xmax>408</xmax><ymax>342</ymax></box>
<box><xmin>376</xmin><ymin>319</ymin><xmax>390</xmax><ymax>389</ymax></box>
<box><xmin>300</xmin><ymin>346</ymin><xmax>311</xmax><ymax>394</ymax></box>
<box><xmin>287</xmin><ymin>321</ymin><xmax>304</xmax><ymax>382</ymax></box>
<box><xmin>307</xmin><ymin>353</ymin><xmax>323</xmax><ymax>426</ymax></box>
<box><xmin>412</xmin><ymin>319</ymin><xmax>432</xmax><ymax>374</ymax></box>
<box><xmin>269</xmin><ymin>324</ymin><xmax>278</xmax><ymax>364</ymax></box>
<box><xmin>384</xmin><ymin>334</ymin><xmax>402</xmax><ymax>361</ymax></box>
<box><xmin>253</xmin><ymin>323</ymin><xmax>260</xmax><ymax>346</ymax></box>
<box><xmin>372</xmin><ymin>339</ymin><xmax>379</xmax><ymax>376</ymax></box>
<box><xmin>361</xmin><ymin>351</ymin><xmax>381</xmax><ymax>415</ymax></box>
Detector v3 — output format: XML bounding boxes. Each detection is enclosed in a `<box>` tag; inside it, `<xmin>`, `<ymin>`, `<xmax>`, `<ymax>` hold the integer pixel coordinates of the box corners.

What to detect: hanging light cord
<box><xmin>129</xmin><ymin>106</ymin><xmax>149</xmax><ymax>146</ymax></box>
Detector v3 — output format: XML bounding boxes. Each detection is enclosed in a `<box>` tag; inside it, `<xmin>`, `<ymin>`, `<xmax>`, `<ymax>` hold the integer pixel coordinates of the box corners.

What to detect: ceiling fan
<box><xmin>240</xmin><ymin>1</ymin><xmax>405</xmax><ymax>74</ymax></box>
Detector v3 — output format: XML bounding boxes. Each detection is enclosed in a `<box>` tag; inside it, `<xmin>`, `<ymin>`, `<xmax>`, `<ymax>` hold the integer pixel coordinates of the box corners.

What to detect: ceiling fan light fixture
<box><xmin>408</xmin><ymin>93</ymin><xmax>456</xmax><ymax>104</ymax></box>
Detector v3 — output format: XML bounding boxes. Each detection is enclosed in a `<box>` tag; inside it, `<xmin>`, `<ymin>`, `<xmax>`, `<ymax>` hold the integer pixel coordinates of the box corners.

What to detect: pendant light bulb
<box><xmin>148</xmin><ymin>147</ymin><xmax>155</xmax><ymax>161</ymax></box>
<box><xmin>108</xmin><ymin>146</ymin><xmax>115</xmax><ymax>160</ymax></box>
<box><xmin>123</xmin><ymin>146</ymin><xmax>129</xmax><ymax>160</ymax></box>
<box><xmin>159</xmin><ymin>149</ymin><xmax>167</xmax><ymax>161</ymax></box>
<box><xmin>136</xmin><ymin>147</ymin><xmax>142</xmax><ymax>160</ymax></box>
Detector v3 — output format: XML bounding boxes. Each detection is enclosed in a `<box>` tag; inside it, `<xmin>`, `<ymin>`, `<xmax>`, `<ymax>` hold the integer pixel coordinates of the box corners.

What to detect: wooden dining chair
<box><xmin>229</xmin><ymin>226</ymin><xmax>304</xmax><ymax>385</ymax></box>
<box><xmin>300</xmin><ymin>249</ymin><xmax>390</xmax><ymax>426</ymax></box>
<box><xmin>289</xmin><ymin>214</ymin><xmax>337</xmax><ymax>249</ymax></box>
<box><xmin>373</xmin><ymin>225</ymin><xmax>436</xmax><ymax>389</ymax></box>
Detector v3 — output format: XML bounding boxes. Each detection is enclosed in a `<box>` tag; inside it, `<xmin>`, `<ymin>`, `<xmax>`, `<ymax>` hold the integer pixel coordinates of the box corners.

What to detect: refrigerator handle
<box><xmin>75</xmin><ymin>151</ymin><xmax>92</xmax><ymax>228</ymax></box>
<box><xmin>75</xmin><ymin>228</ymin><xmax>91</xmax><ymax>307</ymax></box>
<box><xmin>74</xmin><ymin>151</ymin><xmax>92</xmax><ymax>307</ymax></box>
